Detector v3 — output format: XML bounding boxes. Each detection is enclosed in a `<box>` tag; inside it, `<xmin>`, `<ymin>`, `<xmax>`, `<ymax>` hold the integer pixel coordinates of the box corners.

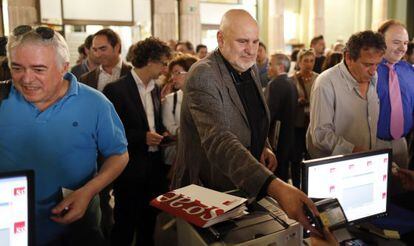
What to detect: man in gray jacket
<box><xmin>172</xmin><ymin>9</ymin><xmax>317</xmax><ymax>231</ymax></box>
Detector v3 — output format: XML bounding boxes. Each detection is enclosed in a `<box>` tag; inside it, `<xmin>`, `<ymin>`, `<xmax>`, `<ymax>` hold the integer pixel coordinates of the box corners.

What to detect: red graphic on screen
<box><xmin>14</xmin><ymin>187</ymin><xmax>25</xmax><ymax>196</ymax></box>
<box><xmin>14</xmin><ymin>221</ymin><xmax>25</xmax><ymax>234</ymax></box>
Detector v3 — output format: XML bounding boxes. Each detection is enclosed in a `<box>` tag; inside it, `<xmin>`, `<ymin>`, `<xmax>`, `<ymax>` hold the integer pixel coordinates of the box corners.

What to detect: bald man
<box><xmin>172</xmin><ymin>9</ymin><xmax>317</xmax><ymax>231</ymax></box>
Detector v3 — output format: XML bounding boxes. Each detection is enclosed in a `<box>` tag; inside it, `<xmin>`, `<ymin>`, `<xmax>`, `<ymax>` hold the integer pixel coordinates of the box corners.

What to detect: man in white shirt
<box><xmin>103</xmin><ymin>37</ymin><xmax>171</xmax><ymax>246</ymax></box>
<box><xmin>307</xmin><ymin>30</ymin><xmax>386</xmax><ymax>158</ymax></box>
<box><xmin>80</xmin><ymin>28</ymin><xmax>131</xmax><ymax>91</ymax></box>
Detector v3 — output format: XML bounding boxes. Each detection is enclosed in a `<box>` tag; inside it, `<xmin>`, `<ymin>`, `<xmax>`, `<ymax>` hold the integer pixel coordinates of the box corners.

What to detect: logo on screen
<box><xmin>14</xmin><ymin>221</ymin><xmax>25</xmax><ymax>234</ymax></box>
<box><xmin>14</xmin><ymin>187</ymin><xmax>25</xmax><ymax>196</ymax></box>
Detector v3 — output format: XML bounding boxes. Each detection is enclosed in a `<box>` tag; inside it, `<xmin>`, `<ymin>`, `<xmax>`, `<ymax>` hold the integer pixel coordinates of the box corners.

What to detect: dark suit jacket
<box><xmin>80</xmin><ymin>62</ymin><xmax>131</xmax><ymax>89</ymax></box>
<box><xmin>265</xmin><ymin>74</ymin><xmax>297</xmax><ymax>168</ymax></box>
<box><xmin>171</xmin><ymin>49</ymin><xmax>273</xmax><ymax>198</ymax></box>
<box><xmin>103</xmin><ymin>71</ymin><xmax>165</xmax><ymax>185</ymax></box>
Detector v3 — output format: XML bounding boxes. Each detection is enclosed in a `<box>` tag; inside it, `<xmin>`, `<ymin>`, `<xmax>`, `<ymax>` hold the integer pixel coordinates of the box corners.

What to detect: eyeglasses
<box><xmin>153</xmin><ymin>60</ymin><xmax>168</xmax><ymax>67</ymax></box>
<box><xmin>12</xmin><ymin>25</ymin><xmax>55</xmax><ymax>40</ymax></box>
<box><xmin>171</xmin><ymin>71</ymin><xmax>187</xmax><ymax>77</ymax></box>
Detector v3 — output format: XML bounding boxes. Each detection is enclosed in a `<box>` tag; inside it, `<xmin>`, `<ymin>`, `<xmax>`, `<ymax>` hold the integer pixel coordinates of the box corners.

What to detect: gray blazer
<box><xmin>172</xmin><ymin>49</ymin><xmax>273</xmax><ymax>198</ymax></box>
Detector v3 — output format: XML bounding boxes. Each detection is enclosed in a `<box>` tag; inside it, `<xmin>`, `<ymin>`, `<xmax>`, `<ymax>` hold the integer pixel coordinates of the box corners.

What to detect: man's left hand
<box><xmin>50</xmin><ymin>186</ymin><xmax>95</xmax><ymax>224</ymax></box>
<box><xmin>260</xmin><ymin>147</ymin><xmax>277</xmax><ymax>172</ymax></box>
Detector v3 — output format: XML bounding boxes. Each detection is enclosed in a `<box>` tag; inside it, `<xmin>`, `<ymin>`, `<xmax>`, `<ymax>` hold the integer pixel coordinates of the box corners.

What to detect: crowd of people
<box><xmin>2</xmin><ymin>8</ymin><xmax>414</xmax><ymax>246</ymax></box>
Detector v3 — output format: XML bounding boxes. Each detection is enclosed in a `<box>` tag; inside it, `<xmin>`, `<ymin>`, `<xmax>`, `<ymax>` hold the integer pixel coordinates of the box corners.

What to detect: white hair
<box><xmin>7</xmin><ymin>29</ymin><xmax>70</xmax><ymax>68</ymax></box>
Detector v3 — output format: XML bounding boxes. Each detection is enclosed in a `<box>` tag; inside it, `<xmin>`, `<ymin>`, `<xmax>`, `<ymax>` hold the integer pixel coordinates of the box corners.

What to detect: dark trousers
<box><xmin>291</xmin><ymin>127</ymin><xmax>308</xmax><ymax>189</ymax></box>
<box><xmin>110</xmin><ymin>152</ymin><xmax>168</xmax><ymax>246</ymax></box>
<box><xmin>44</xmin><ymin>196</ymin><xmax>106</xmax><ymax>246</ymax></box>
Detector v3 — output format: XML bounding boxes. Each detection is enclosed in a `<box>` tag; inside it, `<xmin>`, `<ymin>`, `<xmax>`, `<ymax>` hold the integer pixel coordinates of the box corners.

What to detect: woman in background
<box><xmin>290</xmin><ymin>49</ymin><xmax>318</xmax><ymax>188</ymax></box>
<box><xmin>162</xmin><ymin>54</ymin><xmax>198</xmax><ymax>167</ymax></box>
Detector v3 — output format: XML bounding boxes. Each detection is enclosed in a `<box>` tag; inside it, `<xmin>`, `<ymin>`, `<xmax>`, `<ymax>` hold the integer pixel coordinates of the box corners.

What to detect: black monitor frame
<box><xmin>301</xmin><ymin>149</ymin><xmax>392</xmax><ymax>225</ymax></box>
<box><xmin>0</xmin><ymin>170</ymin><xmax>35</xmax><ymax>246</ymax></box>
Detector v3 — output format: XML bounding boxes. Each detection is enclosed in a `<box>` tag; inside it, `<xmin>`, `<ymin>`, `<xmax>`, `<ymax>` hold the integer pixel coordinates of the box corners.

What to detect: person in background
<box><xmin>0</xmin><ymin>25</ymin><xmax>128</xmax><ymax>245</ymax></box>
<box><xmin>75</xmin><ymin>44</ymin><xmax>86</xmax><ymax>65</ymax></box>
<box><xmin>103</xmin><ymin>37</ymin><xmax>171</xmax><ymax>246</ymax></box>
<box><xmin>332</xmin><ymin>42</ymin><xmax>345</xmax><ymax>53</ymax></box>
<box><xmin>175</xmin><ymin>40</ymin><xmax>195</xmax><ymax>55</ymax></box>
<box><xmin>0</xmin><ymin>36</ymin><xmax>11</xmax><ymax>80</ymax></box>
<box><xmin>71</xmin><ymin>35</ymin><xmax>100</xmax><ymax>80</ymax></box>
<box><xmin>403</xmin><ymin>42</ymin><xmax>414</xmax><ymax>65</ymax></box>
<box><xmin>310</xmin><ymin>35</ymin><xmax>326</xmax><ymax>73</ymax></box>
<box><xmin>288</xmin><ymin>48</ymin><xmax>300</xmax><ymax>76</ymax></box>
<box><xmin>195</xmin><ymin>44</ymin><xmax>208</xmax><ymax>59</ymax></box>
<box><xmin>376</xmin><ymin>20</ymin><xmax>414</xmax><ymax>169</ymax></box>
<box><xmin>307</xmin><ymin>30</ymin><xmax>386</xmax><ymax>158</ymax></box>
<box><xmin>265</xmin><ymin>53</ymin><xmax>298</xmax><ymax>187</ymax></box>
<box><xmin>256</xmin><ymin>41</ymin><xmax>270</xmax><ymax>88</ymax></box>
<box><xmin>80</xmin><ymin>28</ymin><xmax>131</xmax><ymax>91</ymax></box>
<box><xmin>162</xmin><ymin>54</ymin><xmax>198</xmax><ymax>168</ymax></box>
<box><xmin>321</xmin><ymin>51</ymin><xmax>343</xmax><ymax>72</ymax></box>
<box><xmin>291</xmin><ymin>49</ymin><xmax>318</xmax><ymax>170</ymax></box>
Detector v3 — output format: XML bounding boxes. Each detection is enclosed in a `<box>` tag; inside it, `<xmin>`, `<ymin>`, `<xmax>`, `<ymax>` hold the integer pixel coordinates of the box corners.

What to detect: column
<box><xmin>153</xmin><ymin>0</ymin><xmax>177</xmax><ymax>41</ymax></box>
<box><xmin>7</xmin><ymin>0</ymin><xmax>38</xmax><ymax>35</ymax></box>
<box><xmin>371</xmin><ymin>0</ymin><xmax>388</xmax><ymax>30</ymax></box>
<box><xmin>312</xmin><ymin>0</ymin><xmax>324</xmax><ymax>37</ymax></box>
<box><xmin>179</xmin><ymin>0</ymin><xmax>200</xmax><ymax>47</ymax></box>
<box><xmin>268</xmin><ymin>0</ymin><xmax>284</xmax><ymax>53</ymax></box>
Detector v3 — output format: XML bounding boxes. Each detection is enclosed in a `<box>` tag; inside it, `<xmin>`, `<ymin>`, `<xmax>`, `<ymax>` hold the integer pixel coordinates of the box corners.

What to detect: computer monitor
<box><xmin>302</xmin><ymin>149</ymin><xmax>391</xmax><ymax>225</ymax></box>
<box><xmin>0</xmin><ymin>170</ymin><xmax>34</xmax><ymax>246</ymax></box>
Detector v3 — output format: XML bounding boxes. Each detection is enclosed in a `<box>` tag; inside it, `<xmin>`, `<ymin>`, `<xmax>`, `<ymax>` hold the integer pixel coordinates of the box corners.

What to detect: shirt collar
<box><xmin>218</xmin><ymin>49</ymin><xmax>252</xmax><ymax>78</ymax></box>
<box><xmin>99</xmin><ymin>58</ymin><xmax>122</xmax><ymax>74</ymax></box>
<box><xmin>131</xmin><ymin>69</ymin><xmax>155</xmax><ymax>91</ymax></box>
<box><xmin>340</xmin><ymin>60</ymin><xmax>376</xmax><ymax>92</ymax></box>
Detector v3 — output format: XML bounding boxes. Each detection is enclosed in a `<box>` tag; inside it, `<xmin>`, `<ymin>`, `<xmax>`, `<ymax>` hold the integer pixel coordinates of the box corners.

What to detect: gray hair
<box><xmin>7</xmin><ymin>29</ymin><xmax>70</xmax><ymax>68</ymax></box>
<box><xmin>270</xmin><ymin>52</ymin><xmax>291</xmax><ymax>73</ymax></box>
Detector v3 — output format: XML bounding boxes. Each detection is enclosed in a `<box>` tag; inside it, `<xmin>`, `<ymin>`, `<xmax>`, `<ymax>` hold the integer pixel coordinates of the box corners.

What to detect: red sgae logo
<box><xmin>14</xmin><ymin>187</ymin><xmax>25</xmax><ymax>196</ymax></box>
<box><xmin>14</xmin><ymin>221</ymin><xmax>25</xmax><ymax>234</ymax></box>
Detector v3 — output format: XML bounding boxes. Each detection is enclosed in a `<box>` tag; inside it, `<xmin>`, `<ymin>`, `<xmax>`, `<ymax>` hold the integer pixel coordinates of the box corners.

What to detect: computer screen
<box><xmin>302</xmin><ymin>149</ymin><xmax>391</xmax><ymax>224</ymax></box>
<box><xmin>0</xmin><ymin>170</ymin><xmax>34</xmax><ymax>246</ymax></box>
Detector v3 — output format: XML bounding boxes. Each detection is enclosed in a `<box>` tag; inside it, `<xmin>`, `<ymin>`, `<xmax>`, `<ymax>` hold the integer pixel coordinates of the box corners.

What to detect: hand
<box><xmin>50</xmin><ymin>187</ymin><xmax>95</xmax><ymax>224</ymax></box>
<box><xmin>352</xmin><ymin>146</ymin><xmax>367</xmax><ymax>153</ymax></box>
<box><xmin>311</xmin><ymin>227</ymin><xmax>339</xmax><ymax>246</ymax></box>
<box><xmin>396</xmin><ymin>168</ymin><xmax>414</xmax><ymax>191</ymax></box>
<box><xmin>298</xmin><ymin>97</ymin><xmax>307</xmax><ymax>105</ymax></box>
<box><xmin>260</xmin><ymin>147</ymin><xmax>277</xmax><ymax>172</ymax></box>
<box><xmin>146</xmin><ymin>131</ymin><xmax>163</xmax><ymax>146</ymax></box>
<box><xmin>267</xmin><ymin>179</ymin><xmax>319</xmax><ymax>234</ymax></box>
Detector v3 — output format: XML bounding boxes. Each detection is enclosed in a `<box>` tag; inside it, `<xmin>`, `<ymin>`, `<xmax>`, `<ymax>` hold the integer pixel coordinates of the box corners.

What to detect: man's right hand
<box><xmin>146</xmin><ymin>131</ymin><xmax>163</xmax><ymax>146</ymax></box>
<box><xmin>267</xmin><ymin>178</ymin><xmax>319</xmax><ymax>233</ymax></box>
<box><xmin>352</xmin><ymin>146</ymin><xmax>367</xmax><ymax>153</ymax></box>
<box><xmin>395</xmin><ymin>168</ymin><xmax>414</xmax><ymax>191</ymax></box>
<box><xmin>311</xmin><ymin>227</ymin><xmax>339</xmax><ymax>246</ymax></box>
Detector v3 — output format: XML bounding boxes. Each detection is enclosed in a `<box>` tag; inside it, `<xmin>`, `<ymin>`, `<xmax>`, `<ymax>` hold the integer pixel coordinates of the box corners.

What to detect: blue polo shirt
<box><xmin>377</xmin><ymin>59</ymin><xmax>414</xmax><ymax>140</ymax></box>
<box><xmin>0</xmin><ymin>73</ymin><xmax>127</xmax><ymax>244</ymax></box>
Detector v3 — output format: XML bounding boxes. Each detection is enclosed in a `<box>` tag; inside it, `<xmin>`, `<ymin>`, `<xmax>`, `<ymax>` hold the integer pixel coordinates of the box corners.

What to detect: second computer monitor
<box><xmin>302</xmin><ymin>149</ymin><xmax>391</xmax><ymax>224</ymax></box>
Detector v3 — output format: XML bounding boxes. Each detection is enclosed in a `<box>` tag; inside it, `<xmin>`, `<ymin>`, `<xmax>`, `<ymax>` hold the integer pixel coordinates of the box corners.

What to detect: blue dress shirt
<box><xmin>377</xmin><ymin>59</ymin><xmax>414</xmax><ymax>140</ymax></box>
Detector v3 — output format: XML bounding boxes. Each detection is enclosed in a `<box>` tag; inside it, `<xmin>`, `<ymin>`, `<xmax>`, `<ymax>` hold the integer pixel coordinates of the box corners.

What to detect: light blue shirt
<box><xmin>0</xmin><ymin>73</ymin><xmax>127</xmax><ymax>244</ymax></box>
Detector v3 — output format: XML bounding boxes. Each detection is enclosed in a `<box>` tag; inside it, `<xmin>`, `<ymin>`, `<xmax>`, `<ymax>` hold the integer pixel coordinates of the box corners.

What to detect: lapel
<box><xmin>120</xmin><ymin>62</ymin><xmax>132</xmax><ymax>77</ymax></box>
<box><xmin>151</xmin><ymin>86</ymin><xmax>161</xmax><ymax>130</ymax></box>
<box><xmin>88</xmin><ymin>68</ymin><xmax>99</xmax><ymax>89</ymax></box>
<box><xmin>213</xmin><ymin>50</ymin><xmax>249</xmax><ymax>127</ymax></box>
<box><xmin>250</xmin><ymin>66</ymin><xmax>270</xmax><ymax>125</ymax></box>
<box><xmin>125</xmin><ymin>72</ymin><xmax>150</xmax><ymax>130</ymax></box>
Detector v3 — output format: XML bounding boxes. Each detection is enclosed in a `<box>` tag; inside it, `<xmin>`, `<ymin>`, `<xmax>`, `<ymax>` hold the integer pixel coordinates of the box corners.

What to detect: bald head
<box><xmin>217</xmin><ymin>9</ymin><xmax>259</xmax><ymax>72</ymax></box>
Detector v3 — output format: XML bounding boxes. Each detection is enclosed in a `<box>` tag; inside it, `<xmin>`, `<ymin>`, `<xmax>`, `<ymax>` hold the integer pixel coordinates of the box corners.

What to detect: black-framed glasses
<box><xmin>12</xmin><ymin>25</ymin><xmax>55</xmax><ymax>40</ymax></box>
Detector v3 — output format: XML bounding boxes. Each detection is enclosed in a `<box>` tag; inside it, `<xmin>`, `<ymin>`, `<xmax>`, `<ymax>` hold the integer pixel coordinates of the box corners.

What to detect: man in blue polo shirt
<box><xmin>0</xmin><ymin>26</ymin><xmax>128</xmax><ymax>245</ymax></box>
<box><xmin>376</xmin><ymin>20</ymin><xmax>414</xmax><ymax>168</ymax></box>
